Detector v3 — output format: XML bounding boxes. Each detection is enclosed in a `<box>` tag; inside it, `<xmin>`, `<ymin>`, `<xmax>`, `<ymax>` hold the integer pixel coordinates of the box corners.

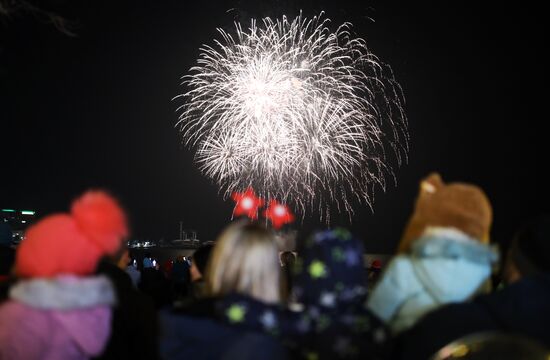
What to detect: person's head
<box><xmin>190</xmin><ymin>243</ymin><xmax>214</xmax><ymax>282</ymax></box>
<box><xmin>370</xmin><ymin>259</ymin><xmax>382</xmax><ymax>271</ymax></box>
<box><xmin>15</xmin><ymin>190</ymin><xmax>128</xmax><ymax>278</ymax></box>
<box><xmin>432</xmin><ymin>332</ymin><xmax>549</xmax><ymax>360</ymax></box>
<box><xmin>369</xmin><ymin>259</ymin><xmax>382</xmax><ymax>274</ymax></box>
<box><xmin>113</xmin><ymin>246</ymin><xmax>131</xmax><ymax>270</ymax></box>
<box><xmin>398</xmin><ymin>173</ymin><xmax>492</xmax><ymax>253</ymax></box>
<box><xmin>279</xmin><ymin>251</ymin><xmax>296</xmax><ymax>267</ymax></box>
<box><xmin>504</xmin><ymin>215</ymin><xmax>550</xmax><ymax>284</ymax></box>
<box><xmin>143</xmin><ymin>255</ymin><xmax>153</xmax><ymax>269</ymax></box>
<box><xmin>292</xmin><ymin>228</ymin><xmax>368</xmax><ymax>308</ymax></box>
<box><xmin>367</xmin><ymin>259</ymin><xmax>382</xmax><ymax>287</ymax></box>
<box><xmin>162</xmin><ymin>259</ymin><xmax>173</xmax><ymax>274</ymax></box>
<box><xmin>205</xmin><ymin>221</ymin><xmax>281</xmax><ymax>304</ymax></box>
<box><xmin>127</xmin><ymin>251</ymin><xmax>136</xmax><ymax>267</ymax></box>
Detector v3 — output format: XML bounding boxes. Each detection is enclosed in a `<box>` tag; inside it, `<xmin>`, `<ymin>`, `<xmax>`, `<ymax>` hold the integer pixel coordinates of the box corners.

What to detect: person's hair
<box><xmin>192</xmin><ymin>243</ymin><xmax>214</xmax><ymax>276</ymax></box>
<box><xmin>205</xmin><ymin>222</ymin><xmax>281</xmax><ymax>304</ymax></box>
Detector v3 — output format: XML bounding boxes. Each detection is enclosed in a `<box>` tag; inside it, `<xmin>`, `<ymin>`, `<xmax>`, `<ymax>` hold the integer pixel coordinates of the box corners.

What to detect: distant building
<box><xmin>1</xmin><ymin>209</ymin><xmax>37</xmax><ymax>244</ymax></box>
<box><xmin>125</xmin><ymin>226</ymin><xmax>203</xmax><ymax>250</ymax></box>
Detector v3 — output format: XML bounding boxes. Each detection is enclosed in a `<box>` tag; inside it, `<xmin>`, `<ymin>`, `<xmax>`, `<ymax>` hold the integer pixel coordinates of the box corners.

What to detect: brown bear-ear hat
<box><xmin>397</xmin><ymin>172</ymin><xmax>492</xmax><ymax>254</ymax></box>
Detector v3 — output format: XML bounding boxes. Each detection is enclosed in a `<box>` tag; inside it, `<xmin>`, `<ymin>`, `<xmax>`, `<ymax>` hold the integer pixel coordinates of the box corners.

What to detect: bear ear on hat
<box><xmin>420</xmin><ymin>172</ymin><xmax>444</xmax><ymax>194</ymax></box>
<box><xmin>397</xmin><ymin>172</ymin><xmax>445</xmax><ymax>254</ymax></box>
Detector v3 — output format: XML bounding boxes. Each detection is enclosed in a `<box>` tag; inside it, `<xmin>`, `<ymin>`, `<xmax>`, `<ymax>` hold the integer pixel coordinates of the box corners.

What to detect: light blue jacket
<box><xmin>367</xmin><ymin>228</ymin><xmax>498</xmax><ymax>334</ymax></box>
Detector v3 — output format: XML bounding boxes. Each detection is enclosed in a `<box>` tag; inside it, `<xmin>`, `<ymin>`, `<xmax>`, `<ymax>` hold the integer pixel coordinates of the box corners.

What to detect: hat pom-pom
<box><xmin>71</xmin><ymin>190</ymin><xmax>128</xmax><ymax>255</ymax></box>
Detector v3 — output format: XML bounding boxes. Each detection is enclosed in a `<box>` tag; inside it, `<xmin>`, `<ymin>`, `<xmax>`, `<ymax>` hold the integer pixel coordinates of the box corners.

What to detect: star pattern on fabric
<box><xmin>344</xmin><ymin>247</ymin><xmax>361</xmax><ymax>266</ymax></box>
<box><xmin>332</xmin><ymin>227</ymin><xmax>352</xmax><ymax>240</ymax></box>
<box><xmin>296</xmin><ymin>316</ymin><xmax>311</xmax><ymax>333</ymax></box>
<box><xmin>259</xmin><ymin>310</ymin><xmax>278</xmax><ymax>330</ymax></box>
<box><xmin>226</xmin><ymin>304</ymin><xmax>247</xmax><ymax>323</ymax></box>
<box><xmin>331</xmin><ymin>246</ymin><xmax>345</xmax><ymax>262</ymax></box>
<box><xmin>319</xmin><ymin>291</ymin><xmax>336</xmax><ymax>308</ymax></box>
<box><xmin>314</xmin><ymin>230</ymin><xmax>332</xmax><ymax>243</ymax></box>
<box><xmin>308</xmin><ymin>306</ymin><xmax>320</xmax><ymax>319</ymax></box>
<box><xmin>308</xmin><ymin>260</ymin><xmax>327</xmax><ymax>279</ymax></box>
<box><xmin>341</xmin><ymin>287</ymin><xmax>357</xmax><ymax>301</ymax></box>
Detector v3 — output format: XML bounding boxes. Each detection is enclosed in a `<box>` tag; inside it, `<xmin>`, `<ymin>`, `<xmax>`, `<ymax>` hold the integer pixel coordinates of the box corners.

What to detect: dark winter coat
<box><xmin>94</xmin><ymin>260</ymin><xmax>160</xmax><ymax>360</ymax></box>
<box><xmin>160</xmin><ymin>297</ymin><xmax>288</xmax><ymax>360</ymax></box>
<box><xmin>139</xmin><ymin>267</ymin><xmax>172</xmax><ymax>309</ymax></box>
<box><xmin>395</xmin><ymin>273</ymin><xmax>550</xmax><ymax>359</ymax></box>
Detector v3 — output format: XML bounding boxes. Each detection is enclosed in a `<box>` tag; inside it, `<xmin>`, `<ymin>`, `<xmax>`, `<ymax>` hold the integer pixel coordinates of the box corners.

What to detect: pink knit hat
<box><xmin>16</xmin><ymin>190</ymin><xmax>129</xmax><ymax>277</ymax></box>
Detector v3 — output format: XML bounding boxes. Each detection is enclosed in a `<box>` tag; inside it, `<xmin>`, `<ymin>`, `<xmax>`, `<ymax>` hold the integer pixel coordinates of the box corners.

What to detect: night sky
<box><xmin>1</xmin><ymin>0</ymin><xmax>546</xmax><ymax>253</ymax></box>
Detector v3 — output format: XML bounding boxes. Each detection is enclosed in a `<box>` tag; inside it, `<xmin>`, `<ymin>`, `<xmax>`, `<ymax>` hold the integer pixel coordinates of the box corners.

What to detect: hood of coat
<box><xmin>292</xmin><ymin>228</ymin><xmax>368</xmax><ymax>310</ymax></box>
<box><xmin>410</xmin><ymin>227</ymin><xmax>498</xmax><ymax>302</ymax></box>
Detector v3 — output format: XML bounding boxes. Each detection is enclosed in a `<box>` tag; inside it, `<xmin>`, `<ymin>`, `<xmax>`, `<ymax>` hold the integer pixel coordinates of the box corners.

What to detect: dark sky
<box><xmin>1</xmin><ymin>0</ymin><xmax>547</xmax><ymax>253</ymax></box>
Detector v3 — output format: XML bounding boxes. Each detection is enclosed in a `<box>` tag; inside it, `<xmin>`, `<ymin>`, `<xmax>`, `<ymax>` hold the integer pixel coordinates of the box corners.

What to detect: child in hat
<box><xmin>0</xmin><ymin>191</ymin><xmax>128</xmax><ymax>360</ymax></box>
<box><xmin>367</xmin><ymin>173</ymin><xmax>498</xmax><ymax>334</ymax></box>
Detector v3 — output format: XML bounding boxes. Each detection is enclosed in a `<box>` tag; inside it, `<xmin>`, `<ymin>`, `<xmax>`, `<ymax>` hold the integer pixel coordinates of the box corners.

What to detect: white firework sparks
<box><xmin>176</xmin><ymin>12</ymin><xmax>408</xmax><ymax>220</ymax></box>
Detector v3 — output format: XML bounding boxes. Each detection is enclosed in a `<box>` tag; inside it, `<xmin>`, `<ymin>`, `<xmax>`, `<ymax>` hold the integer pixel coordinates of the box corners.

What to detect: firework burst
<box><xmin>176</xmin><ymin>12</ymin><xmax>408</xmax><ymax>221</ymax></box>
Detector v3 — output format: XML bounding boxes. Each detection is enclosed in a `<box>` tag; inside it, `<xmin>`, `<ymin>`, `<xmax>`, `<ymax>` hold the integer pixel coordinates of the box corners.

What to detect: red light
<box><xmin>264</xmin><ymin>200</ymin><xmax>295</xmax><ymax>229</ymax></box>
<box><xmin>231</xmin><ymin>188</ymin><xmax>264</xmax><ymax>220</ymax></box>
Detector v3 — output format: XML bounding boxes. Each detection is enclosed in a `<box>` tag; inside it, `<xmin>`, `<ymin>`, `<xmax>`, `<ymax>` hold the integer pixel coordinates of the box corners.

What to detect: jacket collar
<box><xmin>9</xmin><ymin>274</ymin><xmax>116</xmax><ymax>310</ymax></box>
<box><xmin>413</xmin><ymin>227</ymin><xmax>499</xmax><ymax>265</ymax></box>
